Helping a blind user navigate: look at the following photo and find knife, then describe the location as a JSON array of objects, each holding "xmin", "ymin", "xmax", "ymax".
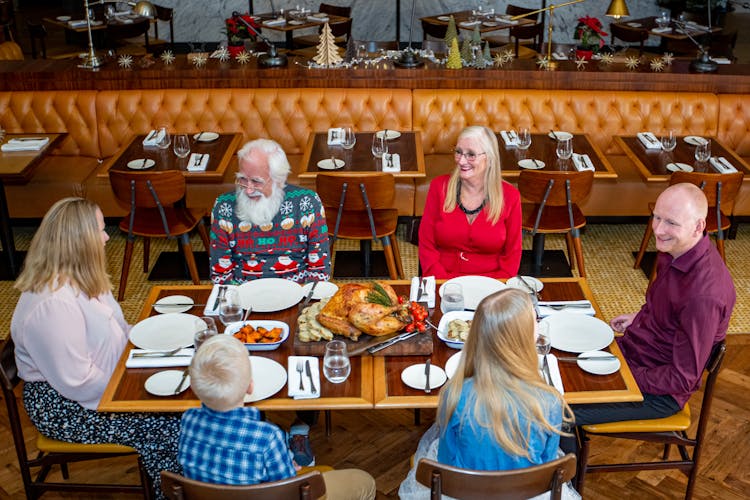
[
  {"xmin": 424, "ymin": 359, "xmax": 431, "ymax": 394},
  {"xmin": 542, "ymin": 355, "xmax": 552, "ymax": 385},
  {"xmin": 152, "ymin": 303, "xmax": 206, "ymax": 308},
  {"xmin": 533, "ymin": 159, "xmax": 543, "ymax": 169},
  {"xmin": 195, "ymin": 131, "xmax": 204, "ymax": 141},
  {"xmin": 132, "ymin": 352, "xmax": 193, "ymax": 358},
  {"xmin": 305, "ymin": 359, "xmax": 317, "ymax": 394},
  {"xmin": 367, "ymin": 331, "xmax": 419, "ymax": 354},
  {"xmin": 13, "ymin": 137, "xmax": 45, "ymax": 142},
  {"xmin": 550, "ymin": 129, "xmax": 560, "ymax": 141},
  {"xmin": 302, "ymin": 281, "xmax": 318, "ymax": 307},
  {"xmin": 212, "ymin": 285, "xmax": 227, "ymax": 311},
  {"xmin": 174, "ymin": 368, "xmax": 190, "ymax": 394},
  {"xmin": 145, "ymin": 129, "xmax": 156, "ymax": 142},
  {"xmin": 416, "ymin": 278, "xmax": 424, "ymax": 302},
  {"xmin": 558, "ymin": 355, "xmax": 618, "ymax": 362},
  {"xmin": 517, "ymin": 275, "xmax": 537, "ymax": 294}
]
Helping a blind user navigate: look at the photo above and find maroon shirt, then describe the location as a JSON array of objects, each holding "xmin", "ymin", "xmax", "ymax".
[{"xmin": 617, "ymin": 235, "xmax": 735, "ymax": 408}]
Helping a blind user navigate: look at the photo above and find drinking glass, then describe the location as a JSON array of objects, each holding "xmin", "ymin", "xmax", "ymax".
[
  {"xmin": 660, "ymin": 130, "xmax": 676, "ymax": 152},
  {"xmin": 371, "ymin": 133, "xmax": 388, "ymax": 159},
  {"xmin": 341, "ymin": 127, "xmax": 356, "ymax": 150},
  {"xmin": 194, "ymin": 316, "xmax": 218, "ymax": 351},
  {"xmin": 323, "ymin": 340, "xmax": 351, "ymax": 384},
  {"xmin": 173, "ymin": 134, "xmax": 191, "ymax": 159},
  {"xmin": 536, "ymin": 320, "xmax": 551, "ymax": 370},
  {"xmin": 516, "ymin": 128, "xmax": 532, "ymax": 150},
  {"xmin": 219, "ymin": 289, "xmax": 243, "ymax": 326},
  {"xmin": 441, "ymin": 283, "xmax": 465, "ymax": 314},
  {"xmin": 156, "ymin": 126, "xmax": 171, "ymax": 150},
  {"xmin": 556, "ymin": 138, "xmax": 573, "ymax": 160},
  {"xmin": 695, "ymin": 139, "xmax": 711, "ymax": 163}
]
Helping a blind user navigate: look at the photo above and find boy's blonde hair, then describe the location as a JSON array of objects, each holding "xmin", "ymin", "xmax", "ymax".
[{"xmin": 189, "ymin": 335, "xmax": 252, "ymax": 412}]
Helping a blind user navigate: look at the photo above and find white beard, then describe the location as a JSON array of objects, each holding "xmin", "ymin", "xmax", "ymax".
[{"xmin": 235, "ymin": 184, "xmax": 285, "ymax": 226}]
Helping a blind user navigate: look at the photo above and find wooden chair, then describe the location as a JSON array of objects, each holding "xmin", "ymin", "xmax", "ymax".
[
  {"xmin": 633, "ymin": 170, "xmax": 743, "ymax": 274},
  {"xmin": 485, "ymin": 4, "xmax": 539, "ymax": 47},
  {"xmin": 148, "ymin": 4, "xmax": 175, "ymax": 52},
  {"xmin": 610, "ymin": 22, "xmax": 648, "ymax": 55},
  {"xmin": 161, "ymin": 469, "xmax": 326, "ymax": 499},
  {"xmin": 106, "ymin": 17, "xmax": 150, "ymax": 55},
  {"xmin": 315, "ymin": 172, "xmax": 404, "ymax": 280},
  {"xmin": 576, "ymin": 341, "xmax": 726, "ymax": 500},
  {"xmin": 0, "ymin": 39, "xmax": 22, "ymax": 60},
  {"xmin": 292, "ymin": 3, "xmax": 352, "ymax": 49},
  {"xmin": 518, "ymin": 170, "xmax": 594, "ymax": 277},
  {"xmin": 25, "ymin": 20, "xmax": 82, "ymax": 60},
  {"xmin": 415, "ymin": 454, "xmax": 577, "ymax": 500},
  {"xmin": 0, "ymin": 339, "xmax": 152, "ymax": 499},
  {"xmin": 495, "ymin": 22, "xmax": 543, "ymax": 59},
  {"xmin": 109, "ymin": 170, "xmax": 209, "ymax": 301},
  {"xmin": 0, "ymin": 0, "xmax": 16, "ymax": 42},
  {"xmin": 421, "ymin": 19, "xmax": 448, "ymax": 41},
  {"xmin": 708, "ymin": 30, "xmax": 738, "ymax": 62}
]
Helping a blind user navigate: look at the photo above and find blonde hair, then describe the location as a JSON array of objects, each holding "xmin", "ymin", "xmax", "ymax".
[
  {"xmin": 438, "ymin": 289, "xmax": 573, "ymax": 460},
  {"xmin": 443, "ymin": 126, "xmax": 505, "ymax": 224},
  {"xmin": 189, "ymin": 335, "xmax": 252, "ymax": 412},
  {"xmin": 15, "ymin": 197, "xmax": 112, "ymax": 297}
]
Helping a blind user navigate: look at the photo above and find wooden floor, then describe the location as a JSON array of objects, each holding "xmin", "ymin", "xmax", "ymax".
[{"xmin": 1, "ymin": 334, "xmax": 748, "ymax": 499}]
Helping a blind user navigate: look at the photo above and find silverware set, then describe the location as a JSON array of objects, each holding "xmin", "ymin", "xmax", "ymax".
[
  {"xmin": 132, "ymin": 347, "xmax": 184, "ymax": 358},
  {"xmin": 213, "ymin": 285, "xmax": 227, "ymax": 311},
  {"xmin": 424, "ymin": 359, "xmax": 431, "ymax": 394},
  {"xmin": 193, "ymin": 153, "xmax": 204, "ymax": 166},
  {"xmin": 558, "ymin": 355, "xmax": 617, "ymax": 362},
  {"xmin": 306, "ymin": 359, "xmax": 317, "ymax": 394},
  {"xmin": 542, "ymin": 303, "xmax": 591, "ymax": 310}
]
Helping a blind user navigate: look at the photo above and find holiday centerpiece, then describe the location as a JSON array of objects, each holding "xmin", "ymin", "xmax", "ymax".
[
  {"xmin": 573, "ymin": 15, "xmax": 607, "ymax": 60},
  {"xmin": 225, "ymin": 12, "xmax": 260, "ymax": 56}
]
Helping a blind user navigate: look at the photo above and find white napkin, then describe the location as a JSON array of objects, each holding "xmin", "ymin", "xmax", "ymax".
[
  {"xmin": 203, "ymin": 284, "xmax": 238, "ymax": 316},
  {"xmin": 327, "ymin": 128, "xmax": 344, "ymax": 146},
  {"xmin": 552, "ymin": 52, "xmax": 568, "ymax": 61},
  {"xmin": 68, "ymin": 19, "xmax": 87, "ymax": 28},
  {"xmin": 652, "ymin": 26, "xmax": 672, "ymax": 33},
  {"xmin": 142, "ymin": 129, "xmax": 166, "ymax": 147},
  {"xmin": 637, "ymin": 132, "xmax": 661, "ymax": 150},
  {"xmin": 382, "ymin": 153, "xmax": 401, "ymax": 172},
  {"xmin": 1, "ymin": 137, "xmax": 50, "ymax": 152},
  {"xmin": 459, "ymin": 20, "xmax": 482, "ymax": 27},
  {"xmin": 500, "ymin": 130, "xmax": 518, "ymax": 147},
  {"xmin": 287, "ymin": 356, "xmax": 320, "ymax": 399},
  {"xmin": 537, "ymin": 300, "xmax": 595, "ymax": 318},
  {"xmin": 263, "ymin": 18, "xmax": 286, "ymax": 26},
  {"xmin": 710, "ymin": 57, "xmax": 732, "ymax": 65},
  {"xmin": 308, "ymin": 15, "xmax": 329, "ymax": 22},
  {"xmin": 546, "ymin": 354, "xmax": 564, "ymax": 395},
  {"xmin": 187, "ymin": 153, "xmax": 209, "ymax": 172},
  {"xmin": 710, "ymin": 156, "xmax": 738, "ymax": 173},
  {"xmin": 125, "ymin": 348, "xmax": 194, "ymax": 368},
  {"xmin": 120, "ymin": 18, "xmax": 134, "ymax": 24},
  {"xmin": 410, "ymin": 276, "xmax": 436, "ymax": 309},
  {"xmin": 572, "ymin": 153, "xmax": 595, "ymax": 172},
  {"xmin": 495, "ymin": 16, "xmax": 519, "ymax": 25}
]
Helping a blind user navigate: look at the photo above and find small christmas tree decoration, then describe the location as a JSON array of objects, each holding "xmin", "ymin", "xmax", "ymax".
[
  {"xmin": 344, "ymin": 37, "xmax": 356, "ymax": 62},
  {"xmin": 118, "ymin": 54, "xmax": 133, "ymax": 69},
  {"xmin": 471, "ymin": 25, "xmax": 482, "ymax": 46},
  {"xmin": 446, "ymin": 37, "xmax": 462, "ymax": 69},
  {"xmin": 460, "ymin": 38, "xmax": 472, "ymax": 62},
  {"xmin": 650, "ymin": 57, "xmax": 665, "ymax": 72},
  {"xmin": 216, "ymin": 46, "xmax": 231, "ymax": 62},
  {"xmin": 192, "ymin": 52, "xmax": 208, "ymax": 68},
  {"xmin": 445, "ymin": 15, "xmax": 458, "ymax": 48},
  {"xmin": 313, "ymin": 22, "xmax": 343, "ymax": 66},
  {"xmin": 236, "ymin": 50, "xmax": 251, "ymax": 64},
  {"xmin": 661, "ymin": 52, "xmax": 674, "ymax": 66},
  {"xmin": 483, "ymin": 42, "xmax": 491, "ymax": 61},
  {"xmin": 160, "ymin": 50, "xmax": 175, "ymax": 65},
  {"xmin": 575, "ymin": 57, "xmax": 589, "ymax": 70},
  {"xmin": 625, "ymin": 55, "xmax": 640, "ymax": 70},
  {"xmin": 598, "ymin": 52, "xmax": 614, "ymax": 65}
]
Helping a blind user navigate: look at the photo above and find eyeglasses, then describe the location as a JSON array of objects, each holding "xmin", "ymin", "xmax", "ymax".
[
  {"xmin": 454, "ymin": 149, "xmax": 487, "ymax": 162},
  {"xmin": 235, "ymin": 176, "xmax": 268, "ymax": 190}
]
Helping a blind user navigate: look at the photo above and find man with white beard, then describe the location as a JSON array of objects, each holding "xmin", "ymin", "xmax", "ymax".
[{"xmin": 209, "ymin": 139, "xmax": 331, "ymax": 285}]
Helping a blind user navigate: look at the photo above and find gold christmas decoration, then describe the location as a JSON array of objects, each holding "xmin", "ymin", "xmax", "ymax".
[
  {"xmin": 625, "ymin": 55, "xmax": 640, "ymax": 70},
  {"xmin": 444, "ymin": 15, "xmax": 458, "ymax": 48},
  {"xmin": 536, "ymin": 56, "xmax": 550, "ymax": 70},
  {"xmin": 598, "ymin": 53, "xmax": 614, "ymax": 65},
  {"xmin": 650, "ymin": 58, "xmax": 665, "ymax": 72},
  {"xmin": 493, "ymin": 52, "xmax": 508, "ymax": 67},
  {"xmin": 501, "ymin": 49, "xmax": 514, "ymax": 64},
  {"xmin": 216, "ymin": 46, "xmax": 231, "ymax": 62},
  {"xmin": 192, "ymin": 53, "xmax": 208, "ymax": 68},
  {"xmin": 236, "ymin": 50, "xmax": 251, "ymax": 64},
  {"xmin": 446, "ymin": 37, "xmax": 462, "ymax": 69},
  {"xmin": 575, "ymin": 57, "xmax": 589, "ymax": 70},
  {"xmin": 661, "ymin": 52, "xmax": 674, "ymax": 66},
  {"xmin": 118, "ymin": 54, "xmax": 133, "ymax": 69},
  {"xmin": 313, "ymin": 22, "xmax": 343, "ymax": 66},
  {"xmin": 160, "ymin": 50, "xmax": 175, "ymax": 65}
]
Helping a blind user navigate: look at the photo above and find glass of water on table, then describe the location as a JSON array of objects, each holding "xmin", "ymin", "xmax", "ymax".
[
  {"xmin": 194, "ymin": 316, "xmax": 218, "ymax": 351},
  {"xmin": 441, "ymin": 283, "xmax": 465, "ymax": 314},
  {"xmin": 324, "ymin": 340, "xmax": 351, "ymax": 384},
  {"xmin": 219, "ymin": 289, "xmax": 243, "ymax": 326}
]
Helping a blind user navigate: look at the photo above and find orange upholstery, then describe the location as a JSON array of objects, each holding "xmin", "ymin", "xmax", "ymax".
[
  {"xmin": 581, "ymin": 405, "xmax": 691, "ymax": 434},
  {"xmin": 0, "ymin": 40, "xmax": 23, "ymax": 60}
]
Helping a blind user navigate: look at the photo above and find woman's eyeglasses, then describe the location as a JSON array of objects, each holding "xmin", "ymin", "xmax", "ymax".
[
  {"xmin": 235, "ymin": 177, "xmax": 268, "ymax": 190},
  {"xmin": 454, "ymin": 149, "xmax": 487, "ymax": 162}
]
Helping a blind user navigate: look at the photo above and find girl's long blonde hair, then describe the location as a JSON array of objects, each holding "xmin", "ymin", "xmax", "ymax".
[
  {"xmin": 438, "ymin": 289, "xmax": 573, "ymax": 460},
  {"xmin": 443, "ymin": 125, "xmax": 505, "ymax": 224},
  {"xmin": 15, "ymin": 197, "xmax": 112, "ymax": 297}
]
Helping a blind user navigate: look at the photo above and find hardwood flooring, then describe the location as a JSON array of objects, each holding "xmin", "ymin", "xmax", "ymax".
[{"xmin": 1, "ymin": 335, "xmax": 748, "ymax": 499}]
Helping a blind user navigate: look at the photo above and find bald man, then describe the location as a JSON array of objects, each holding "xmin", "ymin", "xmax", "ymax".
[{"xmin": 570, "ymin": 183, "xmax": 735, "ymax": 428}]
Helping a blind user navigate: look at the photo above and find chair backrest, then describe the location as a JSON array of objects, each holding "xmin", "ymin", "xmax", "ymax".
[
  {"xmin": 315, "ymin": 172, "xmax": 396, "ymax": 211},
  {"xmin": 154, "ymin": 4, "xmax": 175, "ymax": 45},
  {"xmin": 415, "ymin": 454, "xmax": 577, "ymax": 500},
  {"xmin": 518, "ymin": 170, "xmax": 595, "ymax": 207},
  {"xmin": 329, "ymin": 18, "xmax": 352, "ymax": 39},
  {"xmin": 708, "ymin": 30, "xmax": 738, "ymax": 60},
  {"xmin": 421, "ymin": 19, "xmax": 448, "ymax": 40},
  {"xmin": 506, "ymin": 4, "xmax": 539, "ymax": 21},
  {"xmin": 109, "ymin": 169, "xmax": 187, "ymax": 209},
  {"xmin": 510, "ymin": 22, "xmax": 543, "ymax": 54},
  {"xmin": 0, "ymin": 39, "xmax": 22, "ymax": 60},
  {"xmin": 25, "ymin": 19, "xmax": 46, "ymax": 58},
  {"xmin": 319, "ymin": 3, "xmax": 351, "ymax": 18},
  {"xmin": 669, "ymin": 170, "xmax": 743, "ymax": 211},
  {"xmin": 106, "ymin": 18, "xmax": 150, "ymax": 51},
  {"xmin": 160, "ymin": 470, "xmax": 326, "ymax": 500},
  {"xmin": 609, "ymin": 23, "xmax": 648, "ymax": 45}
]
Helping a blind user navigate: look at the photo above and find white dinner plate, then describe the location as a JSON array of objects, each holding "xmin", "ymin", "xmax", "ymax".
[
  {"xmin": 243, "ymin": 356, "xmax": 287, "ymax": 402},
  {"xmin": 626, "ymin": 22, "xmax": 642, "ymax": 27},
  {"xmin": 127, "ymin": 158, "xmax": 155, "ymax": 170},
  {"xmin": 445, "ymin": 351, "xmax": 462, "ymax": 379},
  {"xmin": 317, "ymin": 158, "xmax": 345, "ymax": 170},
  {"xmin": 577, "ymin": 350, "xmax": 621, "ymax": 375},
  {"xmin": 289, "ymin": 19, "xmax": 305, "ymax": 25},
  {"xmin": 439, "ymin": 275, "xmax": 507, "ymax": 310},
  {"xmin": 483, "ymin": 21, "xmax": 499, "ymax": 27},
  {"xmin": 542, "ymin": 312, "xmax": 614, "ymax": 353},
  {"xmin": 437, "ymin": 15, "xmax": 450, "ymax": 21},
  {"xmin": 401, "ymin": 364, "xmax": 447, "ymax": 391},
  {"xmin": 154, "ymin": 295, "xmax": 194, "ymax": 314},
  {"xmin": 130, "ymin": 313, "xmax": 204, "ymax": 350},
  {"xmin": 506, "ymin": 276, "xmax": 544, "ymax": 293},
  {"xmin": 666, "ymin": 162, "xmax": 694, "ymax": 172},
  {"xmin": 684, "ymin": 135, "xmax": 708, "ymax": 146},
  {"xmin": 145, "ymin": 370, "xmax": 190, "ymax": 396},
  {"xmin": 376, "ymin": 130, "xmax": 401, "ymax": 140},
  {"xmin": 548, "ymin": 131, "xmax": 573, "ymax": 141},
  {"xmin": 437, "ymin": 310, "xmax": 474, "ymax": 349},
  {"xmin": 301, "ymin": 281, "xmax": 339, "ymax": 300},
  {"xmin": 237, "ymin": 278, "xmax": 304, "ymax": 312},
  {"xmin": 57, "ymin": 15, "xmax": 72, "ymax": 22},
  {"xmin": 193, "ymin": 131, "xmax": 219, "ymax": 142},
  {"xmin": 518, "ymin": 159, "xmax": 545, "ymax": 169}
]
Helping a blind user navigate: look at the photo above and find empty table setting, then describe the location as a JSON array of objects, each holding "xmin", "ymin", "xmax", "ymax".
[{"xmin": 420, "ymin": 9, "xmax": 534, "ymax": 34}]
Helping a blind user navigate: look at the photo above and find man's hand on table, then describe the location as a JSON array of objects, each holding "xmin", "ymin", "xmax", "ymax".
[{"xmin": 610, "ymin": 313, "xmax": 636, "ymax": 333}]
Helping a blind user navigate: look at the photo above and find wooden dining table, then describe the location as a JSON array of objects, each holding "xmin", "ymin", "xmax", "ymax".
[
  {"xmin": 253, "ymin": 11, "xmax": 350, "ymax": 49},
  {"xmin": 420, "ymin": 10, "xmax": 534, "ymax": 35},
  {"xmin": 98, "ymin": 278, "xmax": 641, "ymax": 413},
  {"xmin": 613, "ymin": 16, "xmax": 722, "ymax": 42}
]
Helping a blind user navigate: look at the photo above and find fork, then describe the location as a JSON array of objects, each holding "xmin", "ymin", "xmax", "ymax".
[
  {"xmin": 296, "ymin": 360, "xmax": 305, "ymax": 391},
  {"xmin": 545, "ymin": 303, "xmax": 591, "ymax": 310},
  {"xmin": 132, "ymin": 346, "xmax": 183, "ymax": 358}
]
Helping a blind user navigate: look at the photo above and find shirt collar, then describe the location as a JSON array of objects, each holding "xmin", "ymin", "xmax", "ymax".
[{"xmin": 669, "ymin": 235, "xmax": 712, "ymax": 273}]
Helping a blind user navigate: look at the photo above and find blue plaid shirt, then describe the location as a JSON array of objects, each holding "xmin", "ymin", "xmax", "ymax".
[{"xmin": 178, "ymin": 405, "xmax": 296, "ymax": 485}]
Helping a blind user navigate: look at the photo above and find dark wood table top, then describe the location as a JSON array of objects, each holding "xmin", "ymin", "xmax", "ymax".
[
  {"xmin": 499, "ymin": 133, "xmax": 617, "ymax": 179},
  {"xmin": 253, "ymin": 11, "xmax": 349, "ymax": 34},
  {"xmin": 0, "ymin": 133, "xmax": 67, "ymax": 184},
  {"xmin": 298, "ymin": 131, "xmax": 426, "ymax": 179},
  {"xmin": 43, "ymin": 14, "xmax": 152, "ymax": 33},
  {"xmin": 614, "ymin": 16, "xmax": 722, "ymax": 41},
  {"xmin": 421, "ymin": 10, "xmax": 534, "ymax": 33},
  {"xmin": 615, "ymin": 135, "xmax": 750, "ymax": 182}
]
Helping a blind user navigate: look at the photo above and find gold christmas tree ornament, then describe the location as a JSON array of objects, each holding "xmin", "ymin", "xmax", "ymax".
[
  {"xmin": 598, "ymin": 52, "xmax": 614, "ymax": 65},
  {"xmin": 313, "ymin": 22, "xmax": 344, "ymax": 66},
  {"xmin": 118, "ymin": 54, "xmax": 133, "ymax": 69},
  {"xmin": 536, "ymin": 56, "xmax": 550, "ymax": 70},
  {"xmin": 493, "ymin": 52, "xmax": 507, "ymax": 67},
  {"xmin": 192, "ymin": 53, "xmax": 208, "ymax": 68},
  {"xmin": 216, "ymin": 46, "xmax": 231, "ymax": 62},
  {"xmin": 661, "ymin": 52, "xmax": 674, "ymax": 66},
  {"xmin": 650, "ymin": 58, "xmax": 665, "ymax": 72},
  {"xmin": 236, "ymin": 50, "xmax": 251, "ymax": 64},
  {"xmin": 575, "ymin": 57, "xmax": 589, "ymax": 70},
  {"xmin": 625, "ymin": 55, "xmax": 640, "ymax": 70},
  {"xmin": 501, "ymin": 49, "xmax": 514, "ymax": 64},
  {"xmin": 446, "ymin": 37, "xmax": 462, "ymax": 69},
  {"xmin": 160, "ymin": 50, "xmax": 175, "ymax": 65}
]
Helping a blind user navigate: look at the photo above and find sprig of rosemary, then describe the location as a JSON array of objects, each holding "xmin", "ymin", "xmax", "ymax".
[{"xmin": 366, "ymin": 282, "xmax": 393, "ymax": 307}]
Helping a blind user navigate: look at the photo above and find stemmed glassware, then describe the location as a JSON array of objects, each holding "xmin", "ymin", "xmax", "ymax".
[
  {"xmin": 173, "ymin": 134, "xmax": 191, "ymax": 159},
  {"xmin": 218, "ymin": 289, "xmax": 243, "ymax": 326},
  {"xmin": 556, "ymin": 138, "xmax": 573, "ymax": 160},
  {"xmin": 660, "ymin": 130, "xmax": 676, "ymax": 152},
  {"xmin": 516, "ymin": 128, "xmax": 532, "ymax": 150},
  {"xmin": 695, "ymin": 139, "xmax": 711, "ymax": 163},
  {"xmin": 194, "ymin": 316, "xmax": 218, "ymax": 351},
  {"xmin": 371, "ymin": 133, "xmax": 388, "ymax": 159},
  {"xmin": 536, "ymin": 320, "xmax": 552, "ymax": 381},
  {"xmin": 323, "ymin": 340, "xmax": 351, "ymax": 384}
]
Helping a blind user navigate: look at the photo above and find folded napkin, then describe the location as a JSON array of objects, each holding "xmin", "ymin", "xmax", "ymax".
[
  {"xmin": 308, "ymin": 15, "xmax": 329, "ymax": 22},
  {"xmin": 572, "ymin": 153, "xmax": 595, "ymax": 172},
  {"xmin": 287, "ymin": 356, "xmax": 320, "ymax": 399},
  {"xmin": 263, "ymin": 18, "xmax": 286, "ymax": 26},
  {"xmin": 545, "ymin": 354, "xmax": 564, "ymax": 395},
  {"xmin": 120, "ymin": 18, "xmax": 134, "ymax": 24},
  {"xmin": 142, "ymin": 129, "xmax": 166, "ymax": 147},
  {"xmin": 495, "ymin": 16, "xmax": 519, "ymax": 25},
  {"xmin": 327, "ymin": 128, "xmax": 344, "ymax": 146},
  {"xmin": 187, "ymin": 153, "xmax": 209, "ymax": 172},
  {"xmin": 710, "ymin": 156, "xmax": 738, "ymax": 174},
  {"xmin": 410, "ymin": 276, "xmax": 436, "ymax": 309},
  {"xmin": 652, "ymin": 26, "xmax": 672, "ymax": 33},
  {"xmin": 710, "ymin": 57, "xmax": 732, "ymax": 65},
  {"xmin": 459, "ymin": 20, "xmax": 482, "ymax": 27},
  {"xmin": 537, "ymin": 300, "xmax": 595, "ymax": 318},
  {"xmin": 382, "ymin": 153, "xmax": 401, "ymax": 172},
  {"xmin": 500, "ymin": 130, "xmax": 518, "ymax": 147},
  {"xmin": 203, "ymin": 284, "xmax": 238, "ymax": 316},
  {"xmin": 637, "ymin": 132, "xmax": 661, "ymax": 150},
  {"xmin": 126, "ymin": 348, "xmax": 194, "ymax": 368},
  {"xmin": 68, "ymin": 19, "xmax": 87, "ymax": 28},
  {"xmin": 552, "ymin": 51, "xmax": 568, "ymax": 61},
  {"xmin": 1, "ymin": 137, "xmax": 50, "ymax": 152}
]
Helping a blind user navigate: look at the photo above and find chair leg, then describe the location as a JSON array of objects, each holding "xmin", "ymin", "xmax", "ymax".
[
  {"xmin": 634, "ymin": 217, "xmax": 654, "ymax": 269},
  {"xmin": 197, "ymin": 219, "xmax": 210, "ymax": 251},
  {"xmin": 325, "ymin": 410, "xmax": 332, "ymax": 437},
  {"xmin": 143, "ymin": 237, "xmax": 151, "ymax": 273},
  {"xmin": 565, "ymin": 233, "xmax": 576, "ymax": 272},
  {"xmin": 391, "ymin": 235, "xmax": 405, "ymax": 279},
  {"xmin": 118, "ymin": 238, "xmax": 135, "ymax": 301},
  {"xmin": 572, "ymin": 235, "xmax": 586, "ymax": 278},
  {"xmin": 715, "ymin": 236, "xmax": 726, "ymax": 263},
  {"xmin": 180, "ymin": 234, "xmax": 201, "ymax": 284},
  {"xmin": 60, "ymin": 462, "xmax": 70, "ymax": 479},
  {"xmin": 576, "ymin": 429, "xmax": 590, "ymax": 493},
  {"xmin": 381, "ymin": 237, "xmax": 399, "ymax": 280}
]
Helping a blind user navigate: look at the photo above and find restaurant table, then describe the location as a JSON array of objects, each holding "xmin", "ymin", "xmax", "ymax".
[
  {"xmin": 613, "ymin": 16, "xmax": 722, "ymax": 42},
  {"xmin": 298, "ymin": 131, "xmax": 425, "ymax": 179},
  {"xmin": 0, "ymin": 133, "xmax": 66, "ymax": 279},
  {"xmin": 420, "ymin": 10, "xmax": 534, "ymax": 35},
  {"xmin": 614, "ymin": 135, "xmax": 750, "ymax": 182},
  {"xmin": 98, "ymin": 278, "xmax": 642, "ymax": 413},
  {"xmin": 43, "ymin": 13, "xmax": 154, "ymax": 49},
  {"xmin": 253, "ymin": 11, "xmax": 351, "ymax": 49}
]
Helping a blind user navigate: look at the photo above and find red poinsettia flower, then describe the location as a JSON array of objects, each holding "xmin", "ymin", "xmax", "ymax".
[
  {"xmin": 573, "ymin": 16, "xmax": 608, "ymax": 50},
  {"xmin": 224, "ymin": 12, "xmax": 261, "ymax": 44}
]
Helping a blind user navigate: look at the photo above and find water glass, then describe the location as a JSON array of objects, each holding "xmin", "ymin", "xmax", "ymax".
[
  {"xmin": 441, "ymin": 283, "xmax": 465, "ymax": 314},
  {"xmin": 323, "ymin": 340, "xmax": 351, "ymax": 384},
  {"xmin": 660, "ymin": 130, "xmax": 676, "ymax": 152},
  {"xmin": 173, "ymin": 134, "xmax": 191, "ymax": 159},
  {"xmin": 536, "ymin": 320, "xmax": 551, "ymax": 371},
  {"xmin": 219, "ymin": 289, "xmax": 243, "ymax": 326},
  {"xmin": 194, "ymin": 316, "xmax": 218, "ymax": 351},
  {"xmin": 516, "ymin": 128, "xmax": 532, "ymax": 150},
  {"xmin": 556, "ymin": 138, "xmax": 573, "ymax": 160},
  {"xmin": 371, "ymin": 133, "xmax": 388, "ymax": 159},
  {"xmin": 695, "ymin": 139, "xmax": 711, "ymax": 163},
  {"xmin": 341, "ymin": 126, "xmax": 356, "ymax": 150},
  {"xmin": 156, "ymin": 126, "xmax": 171, "ymax": 150}
]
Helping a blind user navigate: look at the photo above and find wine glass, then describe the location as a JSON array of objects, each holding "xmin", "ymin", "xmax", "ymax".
[
  {"xmin": 661, "ymin": 130, "xmax": 676, "ymax": 152},
  {"xmin": 173, "ymin": 134, "xmax": 191, "ymax": 159},
  {"xmin": 516, "ymin": 128, "xmax": 532, "ymax": 150},
  {"xmin": 441, "ymin": 283, "xmax": 465, "ymax": 314},
  {"xmin": 323, "ymin": 340, "xmax": 351, "ymax": 384},
  {"xmin": 536, "ymin": 320, "xmax": 551, "ymax": 373},
  {"xmin": 695, "ymin": 139, "xmax": 711, "ymax": 163},
  {"xmin": 156, "ymin": 126, "xmax": 171, "ymax": 150},
  {"xmin": 194, "ymin": 316, "xmax": 218, "ymax": 351},
  {"xmin": 219, "ymin": 289, "xmax": 243, "ymax": 326},
  {"xmin": 371, "ymin": 133, "xmax": 388, "ymax": 159},
  {"xmin": 556, "ymin": 138, "xmax": 573, "ymax": 160},
  {"xmin": 341, "ymin": 127, "xmax": 356, "ymax": 150}
]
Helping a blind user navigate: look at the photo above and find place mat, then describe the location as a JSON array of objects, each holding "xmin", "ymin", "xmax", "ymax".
[{"xmin": 293, "ymin": 330, "xmax": 433, "ymax": 357}]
